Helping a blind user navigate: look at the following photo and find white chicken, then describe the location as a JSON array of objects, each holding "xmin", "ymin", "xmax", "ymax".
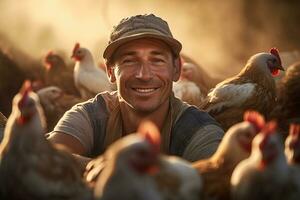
[
  {"xmin": 71, "ymin": 43, "xmax": 111, "ymax": 99},
  {"xmin": 0, "ymin": 81, "xmax": 92, "ymax": 200},
  {"xmin": 201, "ymin": 48, "xmax": 284, "ymax": 131},
  {"xmin": 85, "ymin": 121, "xmax": 202, "ymax": 200},
  {"xmin": 231, "ymin": 121, "xmax": 290, "ymax": 200},
  {"xmin": 173, "ymin": 79, "xmax": 203, "ymax": 107}
]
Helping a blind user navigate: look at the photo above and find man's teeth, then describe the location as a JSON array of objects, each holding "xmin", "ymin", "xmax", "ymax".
[{"xmin": 134, "ymin": 88, "xmax": 156, "ymax": 93}]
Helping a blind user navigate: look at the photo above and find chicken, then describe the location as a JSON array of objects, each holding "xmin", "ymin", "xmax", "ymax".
[
  {"xmin": 173, "ymin": 79, "xmax": 203, "ymax": 107},
  {"xmin": 86, "ymin": 120, "xmax": 162, "ymax": 200},
  {"xmin": 44, "ymin": 51, "xmax": 79, "ymax": 96},
  {"xmin": 0, "ymin": 81, "xmax": 92, "ymax": 200},
  {"xmin": 85, "ymin": 121, "xmax": 202, "ymax": 200},
  {"xmin": 201, "ymin": 48, "xmax": 284, "ymax": 131},
  {"xmin": 270, "ymin": 62, "xmax": 300, "ymax": 137},
  {"xmin": 37, "ymin": 86, "xmax": 83, "ymax": 132},
  {"xmin": 71, "ymin": 43, "xmax": 111, "ymax": 99},
  {"xmin": 0, "ymin": 112, "xmax": 7, "ymax": 142},
  {"xmin": 180, "ymin": 54, "xmax": 221, "ymax": 96},
  {"xmin": 231, "ymin": 121, "xmax": 290, "ymax": 200},
  {"xmin": 154, "ymin": 155, "xmax": 202, "ymax": 200},
  {"xmin": 192, "ymin": 110, "xmax": 265, "ymax": 200}
]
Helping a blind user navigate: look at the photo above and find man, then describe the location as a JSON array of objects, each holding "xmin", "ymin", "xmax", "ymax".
[{"xmin": 48, "ymin": 14, "xmax": 224, "ymax": 164}]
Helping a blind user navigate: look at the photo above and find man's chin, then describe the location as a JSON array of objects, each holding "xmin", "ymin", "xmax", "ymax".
[
  {"xmin": 130, "ymin": 104, "xmax": 158, "ymax": 114},
  {"xmin": 123, "ymin": 100, "xmax": 160, "ymax": 114}
]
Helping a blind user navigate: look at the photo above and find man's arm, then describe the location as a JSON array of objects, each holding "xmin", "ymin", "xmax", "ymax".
[
  {"xmin": 48, "ymin": 132, "xmax": 87, "ymax": 155},
  {"xmin": 182, "ymin": 124, "xmax": 224, "ymax": 162},
  {"xmin": 48, "ymin": 133, "xmax": 92, "ymax": 172},
  {"xmin": 47, "ymin": 103, "xmax": 95, "ymax": 168}
]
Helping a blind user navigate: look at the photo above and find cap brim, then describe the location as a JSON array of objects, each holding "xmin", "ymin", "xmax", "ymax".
[{"xmin": 103, "ymin": 32, "xmax": 182, "ymax": 60}]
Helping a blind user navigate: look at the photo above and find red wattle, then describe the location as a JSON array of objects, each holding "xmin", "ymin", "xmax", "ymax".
[{"xmin": 271, "ymin": 68, "xmax": 280, "ymax": 76}]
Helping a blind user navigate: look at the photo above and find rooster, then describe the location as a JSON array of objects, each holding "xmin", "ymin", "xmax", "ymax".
[
  {"xmin": 71, "ymin": 43, "xmax": 111, "ymax": 99},
  {"xmin": 85, "ymin": 121, "xmax": 202, "ymax": 200},
  {"xmin": 231, "ymin": 121, "xmax": 290, "ymax": 200},
  {"xmin": 0, "ymin": 81, "xmax": 92, "ymax": 200},
  {"xmin": 44, "ymin": 51, "xmax": 79, "ymax": 96},
  {"xmin": 201, "ymin": 48, "xmax": 284, "ymax": 131},
  {"xmin": 192, "ymin": 111, "xmax": 265, "ymax": 200},
  {"xmin": 37, "ymin": 86, "xmax": 83, "ymax": 132}
]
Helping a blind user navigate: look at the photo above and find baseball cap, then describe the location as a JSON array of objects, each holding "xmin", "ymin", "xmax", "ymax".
[{"xmin": 103, "ymin": 14, "xmax": 182, "ymax": 61}]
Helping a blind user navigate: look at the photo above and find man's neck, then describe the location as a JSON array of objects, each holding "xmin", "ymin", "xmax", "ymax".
[{"xmin": 119, "ymin": 100, "xmax": 170, "ymax": 135}]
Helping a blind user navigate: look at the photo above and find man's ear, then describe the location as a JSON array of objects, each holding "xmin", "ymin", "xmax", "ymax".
[
  {"xmin": 173, "ymin": 56, "xmax": 182, "ymax": 82},
  {"xmin": 105, "ymin": 61, "xmax": 116, "ymax": 83}
]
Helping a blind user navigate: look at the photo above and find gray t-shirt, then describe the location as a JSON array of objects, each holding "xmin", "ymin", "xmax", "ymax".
[{"xmin": 50, "ymin": 93, "xmax": 224, "ymax": 161}]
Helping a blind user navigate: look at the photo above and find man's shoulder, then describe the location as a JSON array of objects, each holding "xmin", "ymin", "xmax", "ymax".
[
  {"xmin": 176, "ymin": 106, "xmax": 221, "ymax": 127},
  {"xmin": 76, "ymin": 91, "xmax": 117, "ymax": 112},
  {"xmin": 170, "ymin": 106, "xmax": 223, "ymax": 157}
]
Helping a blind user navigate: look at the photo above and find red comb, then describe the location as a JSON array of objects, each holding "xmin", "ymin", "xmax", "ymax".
[
  {"xmin": 289, "ymin": 124, "xmax": 300, "ymax": 136},
  {"xmin": 72, "ymin": 43, "xmax": 80, "ymax": 56},
  {"xmin": 259, "ymin": 121, "xmax": 277, "ymax": 151},
  {"xmin": 138, "ymin": 120, "xmax": 161, "ymax": 153},
  {"xmin": 18, "ymin": 80, "xmax": 32, "ymax": 109},
  {"xmin": 244, "ymin": 110, "xmax": 265, "ymax": 132},
  {"xmin": 270, "ymin": 47, "xmax": 282, "ymax": 66}
]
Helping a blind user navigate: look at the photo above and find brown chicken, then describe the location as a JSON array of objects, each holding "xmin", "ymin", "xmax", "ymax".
[
  {"xmin": 192, "ymin": 111, "xmax": 265, "ymax": 200},
  {"xmin": 201, "ymin": 48, "xmax": 284, "ymax": 131},
  {"xmin": 44, "ymin": 51, "xmax": 79, "ymax": 96},
  {"xmin": 37, "ymin": 86, "xmax": 83, "ymax": 132}
]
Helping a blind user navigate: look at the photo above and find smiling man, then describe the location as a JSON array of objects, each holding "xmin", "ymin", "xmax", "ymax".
[{"xmin": 48, "ymin": 14, "xmax": 224, "ymax": 165}]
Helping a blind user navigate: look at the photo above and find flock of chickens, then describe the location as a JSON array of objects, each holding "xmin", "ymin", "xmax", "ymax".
[{"xmin": 0, "ymin": 42, "xmax": 300, "ymax": 200}]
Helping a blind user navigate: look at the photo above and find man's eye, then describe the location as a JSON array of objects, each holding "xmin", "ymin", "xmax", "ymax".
[
  {"xmin": 122, "ymin": 59, "xmax": 136, "ymax": 64},
  {"xmin": 151, "ymin": 58, "xmax": 165, "ymax": 64}
]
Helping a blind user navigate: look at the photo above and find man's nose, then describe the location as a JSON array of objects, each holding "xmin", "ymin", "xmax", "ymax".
[{"xmin": 135, "ymin": 62, "xmax": 153, "ymax": 80}]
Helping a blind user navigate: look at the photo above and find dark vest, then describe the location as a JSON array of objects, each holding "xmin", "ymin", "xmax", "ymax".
[{"xmin": 83, "ymin": 94, "xmax": 220, "ymax": 158}]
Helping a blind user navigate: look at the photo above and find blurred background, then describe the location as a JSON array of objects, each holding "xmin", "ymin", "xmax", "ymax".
[
  {"xmin": 1, "ymin": 0, "xmax": 300, "ymax": 74},
  {"xmin": 0, "ymin": 0, "xmax": 300, "ymax": 115}
]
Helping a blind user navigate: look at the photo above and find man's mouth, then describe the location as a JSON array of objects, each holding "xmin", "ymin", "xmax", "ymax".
[{"xmin": 132, "ymin": 88, "xmax": 158, "ymax": 93}]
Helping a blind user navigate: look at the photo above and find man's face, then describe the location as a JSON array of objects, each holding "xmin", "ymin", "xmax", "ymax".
[{"xmin": 108, "ymin": 38, "xmax": 180, "ymax": 113}]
